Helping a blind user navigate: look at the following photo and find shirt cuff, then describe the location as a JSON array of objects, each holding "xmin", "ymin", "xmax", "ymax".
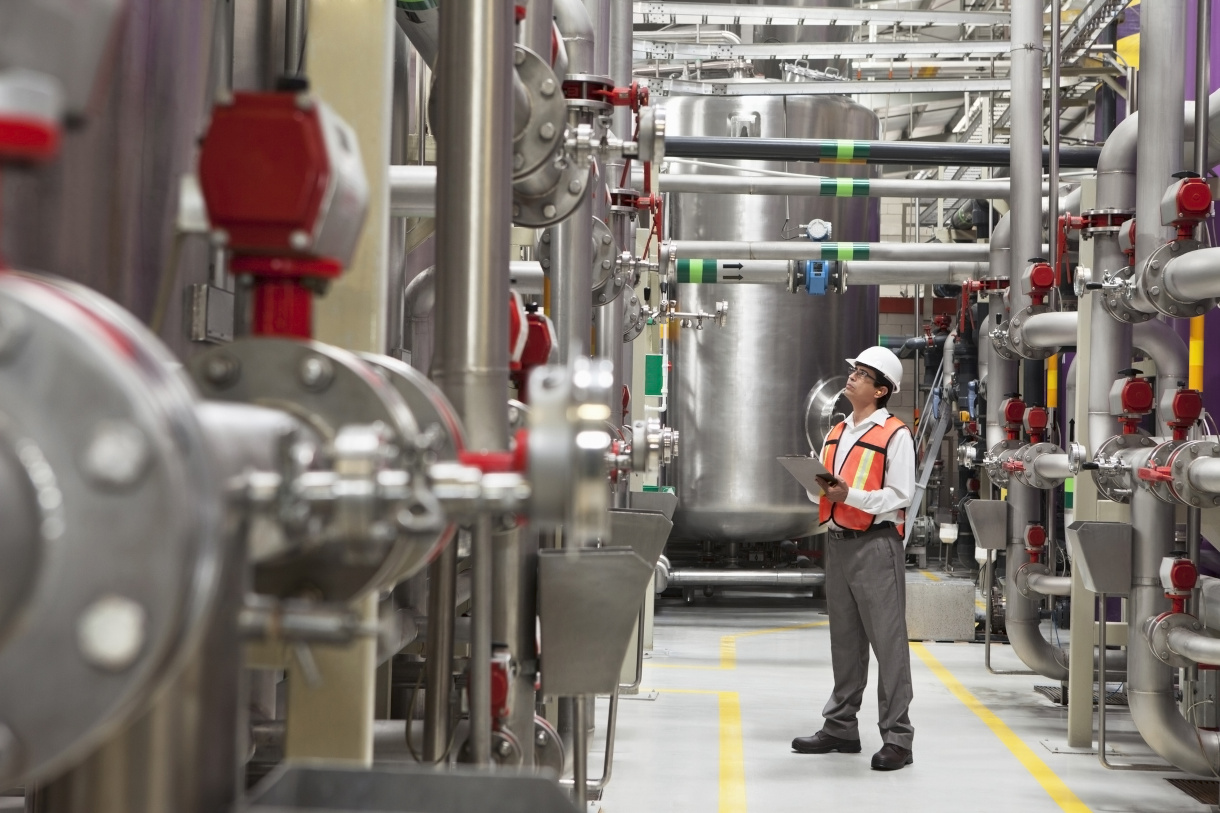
[{"xmin": 843, "ymin": 487, "xmax": 867, "ymax": 510}]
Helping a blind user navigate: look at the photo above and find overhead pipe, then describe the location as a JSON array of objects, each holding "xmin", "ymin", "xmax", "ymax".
[
  {"xmin": 665, "ymin": 240, "xmax": 989, "ymax": 263},
  {"xmin": 841, "ymin": 261, "xmax": 984, "ymax": 286},
  {"xmin": 428, "ymin": 0, "xmax": 515, "ymax": 766},
  {"xmin": 1007, "ymin": 0, "xmax": 1042, "ymax": 345},
  {"xmin": 663, "ymin": 136, "xmax": 1102, "ymax": 169},
  {"xmin": 1127, "ymin": 468, "xmax": 1220, "ymax": 775},
  {"xmin": 647, "ymin": 173, "xmax": 1042, "ymax": 201}
]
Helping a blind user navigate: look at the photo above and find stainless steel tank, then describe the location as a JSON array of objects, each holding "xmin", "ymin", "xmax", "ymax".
[{"xmin": 666, "ymin": 94, "xmax": 879, "ymax": 543}]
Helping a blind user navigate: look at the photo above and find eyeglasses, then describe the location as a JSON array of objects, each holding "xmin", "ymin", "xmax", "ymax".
[{"xmin": 847, "ymin": 366, "xmax": 877, "ymax": 384}]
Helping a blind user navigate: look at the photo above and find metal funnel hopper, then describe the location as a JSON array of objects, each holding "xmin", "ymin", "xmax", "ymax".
[
  {"xmin": 629, "ymin": 489, "xmax": 678, "ymax": 520},
  {"xmin": 609, "ymin": 508, "xmax": 674, "ymax": 569},
  {"xmin": 963, "ymin": 498, "xmax": 1009, "ymax": 551},
  {"xmin": 537, "ymin": 547, "xmax": 654, "ymax": 696}
]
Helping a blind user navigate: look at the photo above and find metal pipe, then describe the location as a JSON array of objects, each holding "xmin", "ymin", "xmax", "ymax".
[
  {"xmin": 1031, "ymin": 452, "xmax": 1072, "ymax": 481},
  {"xmin": 985, "ymin": 293, "xmax": 1017, "ymax": 450},
  {"xmin": 1166, "ymin": 626, "xmax": 1220, "ymax": 667},
  {"xmin": 469, "ymin": 515, "xmax": 493, "ymax": 765},
  {"xmin": 1008, "ymin": 0, "xmax": 1042, "ymax": 328},
  {"xmin": 1017, "ymin": 311, "xmax": 1077, "ymax": 349},
  {"xmin": 388, "ymin": 26, "xmax": 412, "ymax": 356},
  {"xmin": 1198, "ymin": 576, "xmax": 1220, "ymax": 628},
  {"xmin": 554, "ymin": 0, "xmax": 594, "ymax": 74},
  {"xmin": 1187, "ymin": 457, "xmax": 1220, "ymax": 494},
  {"xmin": 1047, "ymin": 0, "xmax": 1062, "ymax": 276},
  {"xmin": 552, "ymin": 201, "xmax": 595, "ymax": 362},
  {"xmin": 650, "ymin": 173, "xmax": 1038, "ymax": 200},
  {"xmin": 1026, "ymin": 572, "xmax": 1073, "ymax": 597},
  {"xmin": 609, "ymin": 0, "xmax": 633, "ymax": 142},
  {"xmin": 1195, "ymin": 0, "xmax": 1212, "ymax": 179},
  {"xmin": 1004, "ymin": 480, "xmax": 1069, "ymax": 680},
  {"xmin": 571, "ymin": 693, "xmax": 588, "ymax": 805},
  {"xmin": 841, "ymin": 261, "xmax": 983, "ymax": 286},
  {"xmin": 662, "ymin": 137, "xmax": 1102, "ymax": 169},
  {"xmin": 1161, "ymin": 247, "xmax": 1220, "ymax": 302},
  {"xmin": 662, "ymin": 568, "xmax": 825, "ymax": 588},
  {"xmin": 389, "ymin": 165, "xmax": 437, "ymax": 217},
  {"xmin": 397, "ymin": 4, "xmax": 440, "ymax": 67},
  {"xmin": 1127, "ymin": 468, "xmax": 1220, "ymax": 775},
  {"xmin": 211, "ymin": 0, "xmax": 235, "ymax": 96},
  {"xmin": 1132, "ymin": 318, "xmax": 1189, "ymax": 437},
  {"xmin": 427, "ymin": 0, "xmax": 515, "ymax": 764},
  {"xmin": 285, "ymin": 0, "xmax": 306, "ymax": 76},
  {"xmin": 1131, "ymin": 0, "xmax": 1188, "ymax": 315},
  {"xmin": 520, "ymin": 0, "xmax": 555, "ymax": 59},
  {"xmin": 510, "ymin": 261, "xmax": 545, "ymax": 294},
  {"xmin": 668, "ymin": 240, "xmax": 989, "ymax": 263}
]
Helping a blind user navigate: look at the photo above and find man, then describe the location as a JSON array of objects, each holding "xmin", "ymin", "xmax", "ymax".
[{"xmin": 792, "ymin": 345, "xmax": 916, "ymax": 771}]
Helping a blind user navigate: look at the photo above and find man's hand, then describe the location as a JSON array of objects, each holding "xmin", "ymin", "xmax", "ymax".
[{"xmin": 819, "ymin": 474, "xmax": 849, "ymax": 503}]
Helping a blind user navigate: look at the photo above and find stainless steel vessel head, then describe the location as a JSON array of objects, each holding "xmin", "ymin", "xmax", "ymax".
[{"xmin": 665, "ymin": 94, "xmax": 879, "ymax": 543}]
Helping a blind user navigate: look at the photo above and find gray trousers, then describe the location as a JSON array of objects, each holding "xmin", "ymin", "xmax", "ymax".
[{"xmin": 820, "ymin": 525, "xmax": 914, "ymax": 749}]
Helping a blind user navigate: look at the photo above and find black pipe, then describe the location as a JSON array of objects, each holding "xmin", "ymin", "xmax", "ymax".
[{"xmin": 665, "ymin": 137, "xmax": 1103, "ymax": 169}]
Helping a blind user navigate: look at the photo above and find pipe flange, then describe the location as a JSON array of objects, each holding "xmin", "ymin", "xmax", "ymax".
[
  {"xmin": 637, "ymin": 105, "xmax": 666, "ymax": 164},
  {"xmin": 1006, "ymin": 305, "xmax": 1054, "ymax": 360},
  {"xmin": 561, "ymin": 74, "xmax": 614, "ymax": 118},
  {"xmin": 1146, "ymin": 611, "xmax": 1202, "ymax": 669},
  {"xmin": 1099, "ymin": 265, "xmax": 1156, "ymax": 324},
  {"xmin": 1140, "ymin": 239, "xmax": 1213, "ymax": 318},
  {"xmin": 1168, "ymin": 439, "xmax": 1220, "ymax": 508},
  {"xmin": 990, "ymin": 320, "xmax": 1018, "ymax": 361},
  {"xmin": 623, "ymin": 292, "xmax": 646, "ymax": 342},
  {"xmin": 191, "ymin": 339, "xmax": 443, "ymax": 601},
  {"xmin": 1010, "ymin": 442, "xmax": 1066, "ymax": 489},
  {"xmin": 0, "ymin": 273, "xmax": 223, "ymax": 789},
  {"xmin": 1078, "ymin": 208, "xmax": 1134, "ymax": 240},
  {"xmin": 513, "ymin": 159, "xmax": 591, "ymax": 228},
  {"xmin": 590, "ymin": 217, "xmax": 626, "ymax": 306},
  {"xmin": 533, "ymin": 714, "xmax": 566, "ymax": 776},
  {"xmin": 512, "ymin": 45, "xmax": 567, "ymax": 182},
  {"xmin": 526, "ymin": 357, "xmax": 613, "ymax": 544},
  {"xmin": 1091, "ymin": 433, "xmax": 1155, "ymax": 503},
  {"xmin": 982, "ymin": 438, "xmax": 1021, "ymax": 488},
  {"xmin": 1016, "ymin": 561, "xmax": 1051, "ymax": 601},
  {"xmin": 1140, "ymin": 439, "xmax": 1185, "ymax": 503}
]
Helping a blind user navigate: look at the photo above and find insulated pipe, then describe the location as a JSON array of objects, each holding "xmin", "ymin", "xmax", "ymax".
[
  {"xmin": 662, "ymin": 137, "xmax": 1103, "ymax": 169},
  {"xmin": 1127, "ymin": 469, "xmax": 1220, "ymax": 775},
  {"xmin": 667, "ymin": 240, "xmax": 989, "ymax": 263},
  {"xmin": 840, "ymin": 261, "xmax": 983, "ymax": 286},
  {"xmin": 1008, "ymin": 0, "xmax": 1042, "ymax": 331},
  {"xmin": 651, "ymin": 173, "xmax": 1037, "ymax": 200},
  {"xmin": 428, "ymin": 0, "xmax": 515, "ymax": 766},
  {"xmin": 1004, "ymin": 480, "xmax": 1069, "ymax": 680}
]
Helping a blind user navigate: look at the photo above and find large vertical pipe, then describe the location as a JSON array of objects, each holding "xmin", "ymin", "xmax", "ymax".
[
  {"xmin": 1047, "ymin": 0, "xmax": 1062, "ymax": 275},
  {"xmin": 387, "ymin": 26, "xmax": 412, "ymax": 356},
  {"xmin": 285, "ymin": 0, "xmax": 306, "ymax": 76},
  {"xmin": 1004, "ymin": 480, "xmax": 1069, "ymax": 679},
  {"xmin": 1008, "ymin": 0, "xmax": 1043, "ymax": 321},
  {"xmin": 1133, "ymin": 0, "xmax": 1187, "ymax": 298},
  {"xmin": 1127, "ymin": 472, "xmax": 1220, "ymax": 774},
  {"xmin": 428, "ymin": 0, "xmax": 515, "ymax": 765},
  {"xmin": 469, "ymin": 516, "xmax": 493, "ymax": 764},
  {"xmin": 521, "ymin": 0, "xmax": 555, "ymax": 58}
]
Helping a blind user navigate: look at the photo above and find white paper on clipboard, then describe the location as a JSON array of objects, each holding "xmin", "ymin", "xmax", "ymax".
[{"xmin": 777, "ymin": 455, "xmax": 835, "ymax": 494}]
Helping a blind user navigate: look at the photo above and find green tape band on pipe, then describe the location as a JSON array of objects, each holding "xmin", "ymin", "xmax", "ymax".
[
  {"xmin": 819, "ymin": 178, "xmax": 871, "ymax": 196},
  {"xmin": 677, "ymin": 258, "xmax": 718, "ymax": 283},
  {"xmin": 818, "ymin": 243, "xmax": 870, "ymax": 261}
]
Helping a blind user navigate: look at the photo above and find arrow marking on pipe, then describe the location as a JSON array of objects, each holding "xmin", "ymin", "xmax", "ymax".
[
  {"xmin": 722, "ymin": 275, "xmax": 743, "ymax": 281},
  {"xmin": 723, "ymin": 262, "xmax": 743, "ymax": 270}
]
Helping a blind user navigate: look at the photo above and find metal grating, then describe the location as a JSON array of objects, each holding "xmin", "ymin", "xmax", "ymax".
[
  {"xmin": 1167, "ymin": 778, "xmax": 1220, "ymax": 806},
  {"xmin": 1033, "ymin": 685, "xmax": 1128, "ymax": 706}
]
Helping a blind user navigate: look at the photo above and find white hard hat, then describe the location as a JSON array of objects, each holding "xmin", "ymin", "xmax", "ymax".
[{"xmin": 846, "ymin": 345, "xmax": 903, "ymax": 394}]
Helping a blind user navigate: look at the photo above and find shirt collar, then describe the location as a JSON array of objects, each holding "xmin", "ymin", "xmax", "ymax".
[{"xmin": 844, "ymin": 408, "xmax": 891, "ymax": 431}]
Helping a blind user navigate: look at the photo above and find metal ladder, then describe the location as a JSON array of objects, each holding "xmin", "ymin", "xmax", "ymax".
[{"xmin": 903, "ymin": 356, "xmax": 952, "ymax": 566}]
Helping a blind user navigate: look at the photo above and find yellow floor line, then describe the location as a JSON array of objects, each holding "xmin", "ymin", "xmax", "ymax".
[
  {"xmin": 650, "ymin": 621, "xmax": 830, "ymax": 671},
  {"xmin": 912, "ymin": 643, "xmax": 1092, "ymax": 813},
  {"xmin": 920, "ymin": 569, "xmax": 941, "ymax": 581},
  {"xmin": 657, "ymin": 689, "xmax": 747, "ymax": 813}
]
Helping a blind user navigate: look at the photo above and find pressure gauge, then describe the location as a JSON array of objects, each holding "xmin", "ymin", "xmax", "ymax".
[{"xmin": 1073, "ymin": 266, "xmax": 1092, "ymax": 298}]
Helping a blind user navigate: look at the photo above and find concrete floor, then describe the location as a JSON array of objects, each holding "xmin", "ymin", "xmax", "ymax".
[{"xmin": 594, "ymin": 590, "xmax": 1217, "ymax": 813}]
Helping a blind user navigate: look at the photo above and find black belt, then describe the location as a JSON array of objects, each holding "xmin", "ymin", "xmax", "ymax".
[{"xmin": 828, "ymin": 522, "xmax": 895, "ymax": 540}]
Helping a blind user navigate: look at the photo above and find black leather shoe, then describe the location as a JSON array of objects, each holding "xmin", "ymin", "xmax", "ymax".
[
  {"xmin": 791, "ymin": 731, "xmax": 862, "ymax": 754},
  {"xmin": 870, "ymin": 743, "xmax": 913, "ymax": 770}
]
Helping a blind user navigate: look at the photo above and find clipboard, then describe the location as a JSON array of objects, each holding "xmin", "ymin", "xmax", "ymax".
[{"xmin": 777, "ymin": 455, "xmax": 835, "ymax": 494}]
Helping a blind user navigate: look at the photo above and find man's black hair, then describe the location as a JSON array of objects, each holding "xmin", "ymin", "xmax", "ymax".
[{"xmin": 864, "ymin": 364, "xmax": 894, "ymax": 409}]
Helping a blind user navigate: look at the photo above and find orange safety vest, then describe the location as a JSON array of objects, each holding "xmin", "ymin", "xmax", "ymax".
[{"xmin": 819, "ymin": 415, "xmax": 909, "ymax": 535}]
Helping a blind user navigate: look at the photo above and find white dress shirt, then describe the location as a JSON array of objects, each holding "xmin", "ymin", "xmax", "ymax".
[{"xmin": 807, "ymin": 408, "xmax": 916, "ymax": 530}]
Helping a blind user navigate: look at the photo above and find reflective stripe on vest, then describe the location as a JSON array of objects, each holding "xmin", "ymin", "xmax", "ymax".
[{"xmin": 818, "ymin": 415, "xmax": 909, "ymax": 534}]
